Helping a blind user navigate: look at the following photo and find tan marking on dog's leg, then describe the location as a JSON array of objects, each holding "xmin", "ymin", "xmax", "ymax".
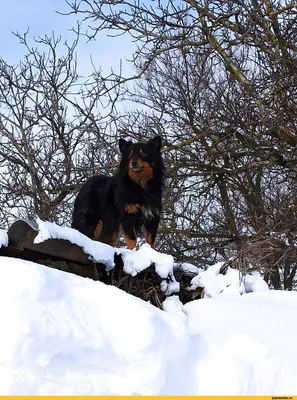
[
  {"xmin": 93, "ymin": 221, "xmax": 119, "ymax": 247},
  {"xmin": 146, "ymin": 231, "xmax": 155, "ymax": 248},
  {"xmin": 123, "ymin": 234, "xmax": 137, "ymax": 250},
  {"xmin": 92, "ymin": 221, "xmax": 103, "ymax": 240}
]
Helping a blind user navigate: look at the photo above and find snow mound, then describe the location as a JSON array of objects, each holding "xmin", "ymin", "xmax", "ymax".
[
  {"xmin": 0, "ymin": 256, "xmax": 296, "ymax": 395},
  {"xmin": 0, "ymin": 256, "xmax": 185, "ymax": 395},
  {"xmin": 189, "ymin": 262, "xmax": 268, "ymax": 297},
  {"xmin": 244, "ymin": 270, "xmax": 269, "ymax": 293},
  {"xmin": 119, "ymin": 243, "xmax": 174, "ymax": 279}
]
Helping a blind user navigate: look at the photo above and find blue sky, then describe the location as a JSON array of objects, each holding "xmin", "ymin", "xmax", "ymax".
[{"xmin": 0, "ymin": 0, "xmax": 135, "ymax": 77}]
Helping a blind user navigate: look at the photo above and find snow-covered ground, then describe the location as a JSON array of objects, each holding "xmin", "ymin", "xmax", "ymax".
[{"xmin": 0, "ymin": 220, "xmax": 296, "ymax": 395}]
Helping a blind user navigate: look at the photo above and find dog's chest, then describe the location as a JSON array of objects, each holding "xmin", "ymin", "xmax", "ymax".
[
  {"xmin": 141, "ymin": 205, "xmax": 156, "ymax": 220},
  {"xmin": 124, "ymin": 203, "xmax": 159, "ymax": 220}
]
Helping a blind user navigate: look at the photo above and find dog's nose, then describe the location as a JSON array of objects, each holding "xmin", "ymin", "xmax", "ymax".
[{"xmin": 132, "ymin": 160, "xmax": 138, "ymax": 168}]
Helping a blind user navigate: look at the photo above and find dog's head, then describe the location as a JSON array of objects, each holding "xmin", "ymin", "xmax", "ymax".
[{"xmin": 119, "ymin": 136, "xmax": 164, "ymax": 187}]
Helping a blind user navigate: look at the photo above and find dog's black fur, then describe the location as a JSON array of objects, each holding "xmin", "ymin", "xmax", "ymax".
[{"xmin": 72, "ymin": 136, "xmax": 164, "ymax": 249}]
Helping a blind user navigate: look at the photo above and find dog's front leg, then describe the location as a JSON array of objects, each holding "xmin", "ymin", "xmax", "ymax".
[{"xmin": 121, "ymin": 219, "xmax": 137, "ymax": 250}]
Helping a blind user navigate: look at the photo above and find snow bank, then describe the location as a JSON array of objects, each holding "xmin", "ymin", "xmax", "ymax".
[
  {"xmin": 0, "ymin": 256, "xmax": 296, "ymax": 395},
  {"xmin": 0, "ymin": 256, "xmax": 185, "ymax": 395},
  {"xmin": 183, "ymin": 292, "xmax": 297, "ymax": 395}
]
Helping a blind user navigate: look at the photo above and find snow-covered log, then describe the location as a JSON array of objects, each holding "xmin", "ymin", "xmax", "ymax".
[{"xmin": 0, "ymin": 219, "xmax": 269, "ymax": 309}]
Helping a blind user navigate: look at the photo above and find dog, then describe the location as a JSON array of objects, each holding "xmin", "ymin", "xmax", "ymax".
[{"xmin": 72, "ymin": 136, "xmax": 165, "ymax": 249}]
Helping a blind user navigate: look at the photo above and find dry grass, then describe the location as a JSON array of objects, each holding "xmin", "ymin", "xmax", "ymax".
[{"xmin": 109, "ymin": 262, "xmax": 166, "ymax": 309}]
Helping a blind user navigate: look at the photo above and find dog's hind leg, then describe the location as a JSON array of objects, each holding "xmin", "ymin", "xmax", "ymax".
[
  {"xmin": 72, "ymin": 212, "xmax": 97, "ymax": 239},
  {"xmin": 145, "ymin": 216, "xmax": 160, "ymax": 248},
  {"xmin": 123, "ymin": 234, "xmax": 136, "ymax": 250},
  {"xmin": 92, "ymin": 220, "xmax": 103, "ymax": 240},
  {"xmin": 92, "ymin": 219, "xmax": 119, "ymax": 247}
]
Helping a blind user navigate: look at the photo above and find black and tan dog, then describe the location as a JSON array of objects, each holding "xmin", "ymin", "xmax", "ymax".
[{"xmin": 72, "ymin": 136, "xmax": 165, "ymax": 249}]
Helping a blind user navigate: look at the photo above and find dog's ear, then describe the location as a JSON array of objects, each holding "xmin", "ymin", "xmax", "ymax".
[
  {"xmin": 147, "ymin": 136, "xmax": 162, "ymax": 151},
  {"xmin": 119, "ymin": 138, "xmax": 132, "ymax": 154}
]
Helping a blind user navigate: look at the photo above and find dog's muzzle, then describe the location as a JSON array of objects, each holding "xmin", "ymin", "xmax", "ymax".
[{"xmin": 131, "ymin": 160, "xmax": 143, "ymax": 172}]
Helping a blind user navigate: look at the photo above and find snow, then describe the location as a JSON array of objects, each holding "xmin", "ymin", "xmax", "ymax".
[
  {"xmin": 191, "ymin": 269, "xmax": 222, "ymax": 296},
  {"xmin": 0, "ymin": 255, "xmax": 296, "ymax": 395},
  {"xmin": 160, "ymin": 278, "xmax": 180, "ymax": 295},
  {"xmin": 31, "ymin": 219, "xmax": 266, "ymax": 298},
  {"xmin": 35, "ymin": 219, "xmax": 175, "ymax": 282},
  {"xmin": 0, "ymin": 219, "xmax": 296, "ymax": 394},
  {"xmin": 0, "ymin": 257, "xmax": 173, "ymax": 395},
  {"xmin": 35, "ymin": 219, "xmax": 116, "ymax": 270},
  {"xmin": 183, "ymin": 292, "xmax": 297, "ymax": 395},
  {"xmin": 120, "ymin": 243, "xmax": 174, "ymax": 278},
  {"xmin": 162, "ymin": 295, "xmax": 184, "ymax": 316},
  {"xmin": 0, "ymin": 229, "xmax": 8, "ymax": 248},
  {"xmin": 189, "ymin": 262, "xmax": 267, "ymax": 297},
  {"xmin": 244, "ymin": 270, "xmax": 269, "ymax": 293},
  {"xmin": 175, "ymin": 262, "xmax": 202, "ymax": 275}
]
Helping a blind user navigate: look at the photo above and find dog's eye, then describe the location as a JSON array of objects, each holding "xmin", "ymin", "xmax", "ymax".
[{"xmin": 141, "ymin": 152, "xmax": 147, "ymax": 158}]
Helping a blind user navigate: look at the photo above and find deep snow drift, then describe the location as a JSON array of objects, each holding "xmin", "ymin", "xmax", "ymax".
[
  {"xmin": 0, "ymin": 255, "xmax": 296, "ymax": 395},
  {"xmin": 0, "ymin": 219, "xmax": 296, "ymax": 395}
]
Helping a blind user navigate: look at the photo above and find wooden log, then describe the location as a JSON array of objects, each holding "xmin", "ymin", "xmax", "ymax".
[{"xmin": 7, "ymin": 219, "xmax": 93, "ymax": 265}]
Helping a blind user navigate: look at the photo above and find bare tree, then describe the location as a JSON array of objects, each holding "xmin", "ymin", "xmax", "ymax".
[
  {"xmin": 63, "ymin": 0, "xmax": 297, "ymax": 289},
  {"xmin": 1, "ymin": 0, "xmax": 296, "ymax": 290},
  {"xmin": 0, "ymin": 29, "xmax": 120, "ymax": 227}
]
